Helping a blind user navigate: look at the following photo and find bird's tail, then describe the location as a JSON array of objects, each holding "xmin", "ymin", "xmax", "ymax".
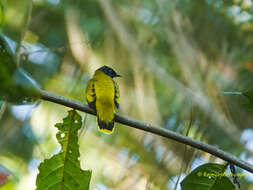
[{"xmin": 97, "ymin": 118, "xmax": 114, "ymax": 134}]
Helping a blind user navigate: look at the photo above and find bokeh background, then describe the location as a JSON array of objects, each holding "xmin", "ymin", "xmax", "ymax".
[{"xmin": 0, "ymin": 0, "xmax": 253, "ymax": 189}]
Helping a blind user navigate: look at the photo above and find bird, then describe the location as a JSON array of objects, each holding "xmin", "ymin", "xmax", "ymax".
[{"xmin": 85, "ymin": 66, "xmax": 121, "ymax": 133}]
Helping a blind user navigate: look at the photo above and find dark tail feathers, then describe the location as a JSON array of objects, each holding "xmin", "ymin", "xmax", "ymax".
[{"xmin": 97, "ymin": 119, "xmax": 114, "ymax": 134}]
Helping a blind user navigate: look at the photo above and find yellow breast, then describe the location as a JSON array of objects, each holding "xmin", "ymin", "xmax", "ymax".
[{"xmin": 93, "ymin": 70, "xmax": 115, "ymax": 122}]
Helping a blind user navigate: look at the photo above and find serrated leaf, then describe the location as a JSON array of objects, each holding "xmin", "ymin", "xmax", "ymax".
[
  {"xmin": 181, "ymin": 163, "xmax": 234, "ymax": 190},
  {"xmin": 36, "ymin": 110, "xmax": 91, "ymax": 190}
]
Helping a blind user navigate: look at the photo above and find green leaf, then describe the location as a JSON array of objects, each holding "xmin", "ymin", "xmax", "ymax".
[
  {"xmin": 36, "ymin": 110, "xmax": 91, "ymax": 190},
  {"xmin": 181, "ymin": 163, "xmax": 234, "ymax": 190}
]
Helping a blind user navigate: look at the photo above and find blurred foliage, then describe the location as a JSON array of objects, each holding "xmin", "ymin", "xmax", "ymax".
[
  {"xmin": 0, "ymin": 0, "xmax": 253, "ymax": 189},
  {"xmin": 0, "ymin": 101, "xmax": 4, "ymax": 109},
  {"xmin": 36, "ymin": 110, "xmax": 91, "ymax": 190},
  {"xmin": 243, "ymin": 89, "xmax": 253, "ymax": 110},
  {"xmin": 0, "ymin": 36, "xmax": 39, "ymax": 103},
  {"xmin": 1, "ymin": 182, "xmax": 15, "ymax": 190},
  {"xmin": 0, "ymin": 108, "xmax": 35, "ymax": 161}
]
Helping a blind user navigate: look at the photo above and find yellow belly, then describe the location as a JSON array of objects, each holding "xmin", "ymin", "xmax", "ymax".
[{"xmin": 94, "ymin": 71, "xmax": 115, "ymax": 123}]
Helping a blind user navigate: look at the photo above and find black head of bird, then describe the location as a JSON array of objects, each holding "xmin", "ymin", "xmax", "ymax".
[{"xmin": 98, "ymin": 66, "xmax": 121, "ymax": 78}]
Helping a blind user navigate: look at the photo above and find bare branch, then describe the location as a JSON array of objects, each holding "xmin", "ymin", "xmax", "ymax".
[{"xmin": 39, "ymin": 90, "xmax": 253, "ymax": 174}]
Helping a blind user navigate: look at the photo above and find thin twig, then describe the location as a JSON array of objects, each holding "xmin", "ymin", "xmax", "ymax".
[
  {"xmin": 221, "ymin": 92, "xmax": 242, "ymax": 95},
  {"xmin": 16, "ymin": 0, "xmax": 33, "ymax": 66},
  {"xmin": 39, "ymin": 90, "xmax": 253, "ymax": 174},
  {"xmin": 173, "ymin": 104, "xmax": 193, "ymax": 190}
]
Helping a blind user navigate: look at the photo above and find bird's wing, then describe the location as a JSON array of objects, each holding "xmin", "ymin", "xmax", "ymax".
[
  {"xmin": 85, "ymin": 79, "xmax": 96, "ymax": 109},
  {"xmin": 113, "ymin": 80, "xmax": 120, "ymax": 109}
]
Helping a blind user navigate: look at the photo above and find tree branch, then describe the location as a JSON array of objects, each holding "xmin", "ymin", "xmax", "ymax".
[{"xmin": 39, "ymin": 90, "xmax": 253, "ymax": 174}]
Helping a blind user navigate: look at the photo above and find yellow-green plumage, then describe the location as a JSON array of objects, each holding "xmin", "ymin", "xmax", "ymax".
[{"xmin": 85, "ymin": 66, "xmax": 120, "ymax": 133}]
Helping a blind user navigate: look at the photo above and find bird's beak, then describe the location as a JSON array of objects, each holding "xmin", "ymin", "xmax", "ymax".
[{"xmin": 116, "ymin": 74, "xmax": 122, "ymax": 77}]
